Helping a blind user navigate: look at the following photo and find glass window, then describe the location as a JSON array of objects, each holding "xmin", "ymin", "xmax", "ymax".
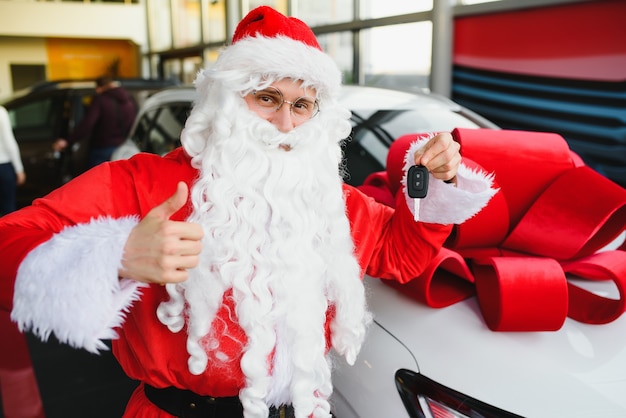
[
  {"xmin": 292, "ymin": 0, "xmax": 353, "ymax": 25},
  {"xmin": 9, "ymin": 99, "xmax": 52, "ymax": 130},
  {"xmin": 317, "ymin": 32, "xmax": 354, "ymax": 84},
  {"xmin": 244, "ymin": 0, "xmax": 287, "ymax": 14},
  {"xmin": 6, "ymin": 93, "xmax": 65, "ymax": 144},
  {"xmin": 131, "ymin": 102, "xmax": 191, "ymax": 155},
  {"xmin": 361, "ymin": 0, "xmax": 432, "ymax": 19},
  {"xmin": 149, "ymin": 54, "xmax": 161, "ymax": 79},
  {"xmin": 172, "ymin": 0, "xmax": 202, "ymax": 48},
  {"xmin": 360, "ymin": 22, "xmax": 432, "ymax": 91},
  {"xmin": 203, "ymin": 0, "xmax": 226, "ymax": 43},
  {"xmin": 148, "ymin": 0, "xmax": 173, "ymax": 51},
  {"xmin": 203, "ymin": 47, "xmax": 221, "ymax": 66},
  {"xmin": 181, "ymin": 56, "xmax": 203, "ymax": 84},
  {"xmin": 163, "ymin": 59, "xmax": 182, "ymax": 82}
]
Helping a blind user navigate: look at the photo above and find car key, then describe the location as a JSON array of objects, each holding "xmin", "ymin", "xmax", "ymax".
[{"xmin": 407, "ymin": 165, "xmax": 429, "ymax": 198}]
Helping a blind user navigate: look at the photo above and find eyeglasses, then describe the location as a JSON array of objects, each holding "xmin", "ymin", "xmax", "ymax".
[{"xmin": 252, "ymin": 87, "xmax": 319, "ymax": 120}]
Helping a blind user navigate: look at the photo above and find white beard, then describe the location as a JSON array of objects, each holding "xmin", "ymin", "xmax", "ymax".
[{"xmin": 156, "ymin": 103, "xmax": 371, "ymax": 418}]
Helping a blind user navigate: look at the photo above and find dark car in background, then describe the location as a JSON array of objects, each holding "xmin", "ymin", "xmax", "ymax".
[{"xmin": 1, "ymin": 78, "xmax": 178, "ymax": 208}]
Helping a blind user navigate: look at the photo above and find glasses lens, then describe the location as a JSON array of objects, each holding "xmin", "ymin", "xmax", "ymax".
[
  {"xmin": 253, "ymin": 87, "xmax": 319, "ymax": 119},
  {"xmin": 254, "ymin": 88, "xmax": 282, "ymax": 111},
  {"xmin": 292, "ymin": 97, "xmax": 318, "ymax": 118}
]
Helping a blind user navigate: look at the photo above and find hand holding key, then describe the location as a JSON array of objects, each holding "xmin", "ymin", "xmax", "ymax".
[{"xmin": 412, "ymin": 132, "xmax": 460, "ymax": 183}]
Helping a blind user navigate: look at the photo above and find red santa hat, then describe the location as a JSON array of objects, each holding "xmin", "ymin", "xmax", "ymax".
[
  {"xmin": 232, "ymin": 6, "xmax": 321, "ymax": 49},
  {"xmin": 214, "ymin": 6, "xmax": 342, "ymax": 99}
]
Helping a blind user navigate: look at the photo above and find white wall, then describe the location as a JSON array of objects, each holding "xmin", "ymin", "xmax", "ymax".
[{"xmin": 0, "ymin": 2, "xmax": 146, "ymax": 44}]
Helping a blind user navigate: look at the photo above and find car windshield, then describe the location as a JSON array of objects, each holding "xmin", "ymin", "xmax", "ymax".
[{"xmin": 130, "ymin": 101, "xmax": 190, "ymax": 155}]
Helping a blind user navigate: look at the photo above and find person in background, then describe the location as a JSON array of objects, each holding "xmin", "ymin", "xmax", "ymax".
[
  {"xmin": 0, "ymin": 6, "xmax": 496, "ymax": 418},
  {"xmin": 52, "ymin": 75, "xmax": 137, "ymax": 167},
  {"xmin": 0, "ymin": 104, "xmax": 25, "ymax": 215},
  {"xmin": 0, "ymin": 104, "xmax": 45, "ymax": 418}
]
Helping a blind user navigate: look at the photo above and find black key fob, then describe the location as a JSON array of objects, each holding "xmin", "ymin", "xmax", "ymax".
[{"xmin": 407, "ymin": 165, "xmax": 429, "ymax": 198}]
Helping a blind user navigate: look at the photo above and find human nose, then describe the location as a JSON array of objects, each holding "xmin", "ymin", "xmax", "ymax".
[{"xmin": 270, "ymin": 103, "xmax": 296, "ymax": 133}]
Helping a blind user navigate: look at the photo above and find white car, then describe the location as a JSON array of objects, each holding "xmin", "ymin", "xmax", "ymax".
[
  {"xmin": 331, "ymin": 268, "xmax": 626, "ymax": 418},
  {"xmin": 116, "ymin": 84, "xmax": 626, "ymax": 418}
]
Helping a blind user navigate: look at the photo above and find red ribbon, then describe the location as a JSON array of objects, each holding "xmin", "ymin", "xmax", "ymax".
[
  {"xmin": 563, "ymin": 251, "xmax": 626, "ymax": 324},
  {"xmin": 473, "ymin": 256, "xmax": 568, "ymax": 331},
  {"xmin": 360, "ymin": 128, "xmax": 626, "ymax": 332},
  {"xmin": 384, "ymin": 248, "xmax": 475, "ymax": 308},
  {"xmin": 503, "ymin": 166, "xmax": 626, "ymax": 260}
]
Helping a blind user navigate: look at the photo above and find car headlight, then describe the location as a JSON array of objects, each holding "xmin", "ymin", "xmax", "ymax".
[{"xmin": 395, "ymin": 369, "xmax": 523, "ymax": 418}]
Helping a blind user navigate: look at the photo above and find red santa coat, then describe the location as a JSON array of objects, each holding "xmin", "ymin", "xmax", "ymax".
[{"xmin": 0, "ymin": 146, "xmax": 494, "ymax": 417}]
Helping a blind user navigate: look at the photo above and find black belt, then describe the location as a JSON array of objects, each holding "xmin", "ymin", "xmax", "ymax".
[{"xmin": 144, "ymin": 384, "xmax": 295, "ymax": 418}]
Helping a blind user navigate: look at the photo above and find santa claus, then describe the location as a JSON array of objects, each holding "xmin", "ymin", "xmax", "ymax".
[{"xmin": 0, "ymin": 6, "xmax": 496, "ymax": 418}]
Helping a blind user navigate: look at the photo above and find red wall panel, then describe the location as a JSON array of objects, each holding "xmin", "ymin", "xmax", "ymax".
[{"xmin": 453, "ymin": 0, "xmax": 626, "ymax": 81}]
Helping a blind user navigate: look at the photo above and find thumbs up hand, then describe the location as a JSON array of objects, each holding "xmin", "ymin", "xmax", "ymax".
[{"xmin": 119, "ymin": 182, "xmax": 204, "ymax": 284}]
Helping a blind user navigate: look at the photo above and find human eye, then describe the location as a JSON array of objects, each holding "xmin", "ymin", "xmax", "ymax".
[
  {"xmin": 293, "ymin": 98, "xmax": 315, "ymax": 115},
  {"xmin": 255, "ymin": 90, "xmax": 281, "ymax": 108}
]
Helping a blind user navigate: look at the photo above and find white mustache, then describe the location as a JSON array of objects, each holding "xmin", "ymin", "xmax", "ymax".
[{"xmin": 246, "ymin": 116, "xmax": 304, "ymax": 150}]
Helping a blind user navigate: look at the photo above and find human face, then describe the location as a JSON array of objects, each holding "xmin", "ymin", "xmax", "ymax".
[{"xmin": 245, "ymin": 79, "xmax": 318, "ymax": 133}]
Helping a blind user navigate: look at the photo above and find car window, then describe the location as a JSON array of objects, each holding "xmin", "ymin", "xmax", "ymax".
[
  {"xmin": 9, "ymin": 96, "xmax": 56, "ymax": 130},
  {"xmin": 7, "ymin": 95, "xmax": 65, "ymax": 142},
  {"xmin": 131, "ymin": 102, "xmax": 191, "ymax": 155},
  {"xmin": 9, "ymin": 99, "xmax": 50, "ymax": 129}
]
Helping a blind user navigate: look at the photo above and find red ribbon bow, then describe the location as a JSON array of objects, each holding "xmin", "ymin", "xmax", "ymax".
[{"xmin": 359, "ymin": 128, "xmax": 626, "ymax": 331}]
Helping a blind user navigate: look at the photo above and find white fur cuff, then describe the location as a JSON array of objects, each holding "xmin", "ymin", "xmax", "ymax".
[
  {"xmin": 11, "ymin": 216, "xmax": 146, "ymax": 353},
  {"xmin": 403, "ymin": 139, "xmax": 497, "ymax": 225}
]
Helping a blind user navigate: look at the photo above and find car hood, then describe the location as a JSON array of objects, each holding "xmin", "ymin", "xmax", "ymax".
[{"xmin": 365, "ymin": 276, "xmax": 626, "ymax": 418}]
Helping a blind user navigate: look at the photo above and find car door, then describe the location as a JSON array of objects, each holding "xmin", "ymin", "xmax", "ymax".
[{"xmin": 7, "ymin": 90, "xmax": 68, "ymax": 207}]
